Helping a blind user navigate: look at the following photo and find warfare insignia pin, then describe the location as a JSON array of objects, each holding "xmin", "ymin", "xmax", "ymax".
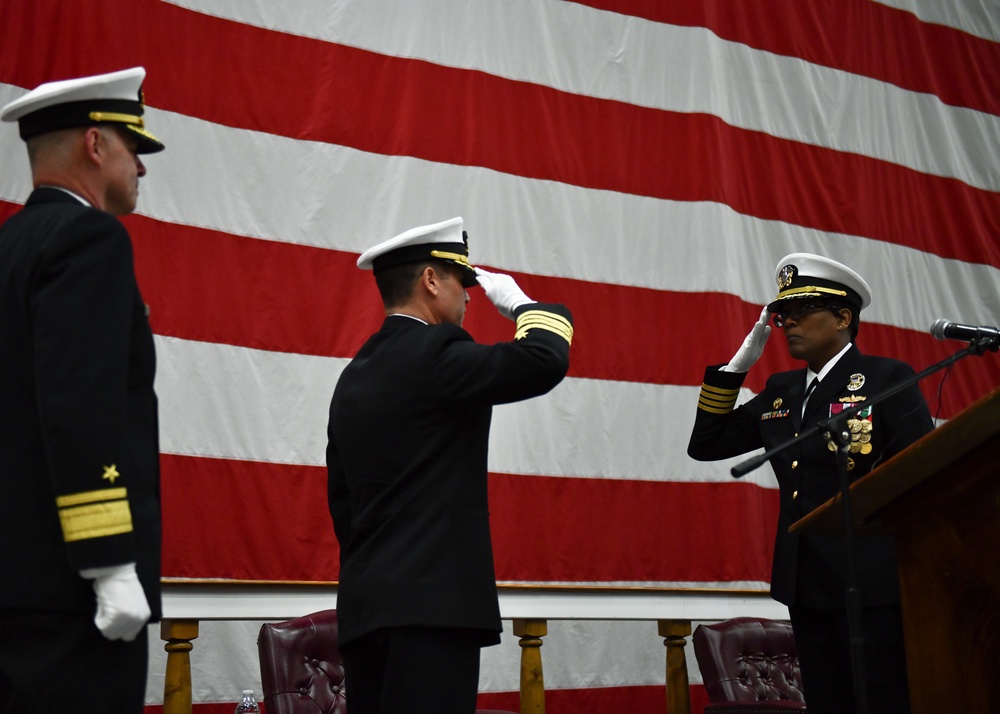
[
  {"xmin": 839, "ymin": 394, "xmax": 867, "ymax": 403},
  {"xmin": 847, "ymin": 373, "xmax": 866, "ymax": 391},
  {"xmin": 102, "ymin": 464, "xmax": 120, "ymax": 484},
  {"xmin": 777, "ymin": 264, "xmax": 797, "ymax": 289},
  {"xmin": 773, "ymin": 398, "xmax": 783, "ymax": 409}
]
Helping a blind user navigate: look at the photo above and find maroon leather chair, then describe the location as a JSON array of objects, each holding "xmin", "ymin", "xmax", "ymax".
[
  {"xmin": 692, "ymin": 617, "xmax": 807, "ymax": 713},
  {"xmin": 258, "ymin": 609, "xmax": 347, "ymax": 714},
  {"xmin": 257, "ymin": 609, "xmax": 515, "ymax": 714}
]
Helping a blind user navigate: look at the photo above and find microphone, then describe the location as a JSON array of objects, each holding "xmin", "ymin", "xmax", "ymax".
[{"xmin": 930, "ymin": 319, "xmax": 1000, "ymax": 343}]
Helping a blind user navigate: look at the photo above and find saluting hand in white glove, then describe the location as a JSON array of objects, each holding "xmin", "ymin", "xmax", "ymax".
[
  {"xmin": 722, "ymin": 307, "xmax": 772, "ymax": 373},
  {"xmin": 475, "ymin": 267, "xmax": 534, "ymax": 320},
  {"xmin": 80, "ymin": 562, "xmax": 151, "ymax": 642}
]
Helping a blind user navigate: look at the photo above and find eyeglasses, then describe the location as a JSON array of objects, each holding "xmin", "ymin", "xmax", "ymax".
[{"xmin": 771, "ymin": 302, "xmax": 842, "ymax": 328}]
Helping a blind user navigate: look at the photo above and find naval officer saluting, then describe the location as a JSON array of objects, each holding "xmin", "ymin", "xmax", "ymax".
[
  {"xmin": 688, "ymin": 254, "xmax": 933, "ymax": 714},
  {"xmin": 327, "ymin": 217, "xmax": 573, "ymax": 713}
]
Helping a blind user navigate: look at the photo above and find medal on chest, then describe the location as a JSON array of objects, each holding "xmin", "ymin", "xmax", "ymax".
[{"xmin": 828, "ymin": 403, "xmax": 874, "ymax": 454}]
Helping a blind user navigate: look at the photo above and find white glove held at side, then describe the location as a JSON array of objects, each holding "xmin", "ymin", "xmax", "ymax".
[
  {"xmin": 80, "ymin": 562, "xmax": 151, "ymax": 642},
  {"xmin": 475, "ymin": 267, "xmax": 534, "ymax": 320},
  {"xmin": 722, "ymin": 307, "xmax": 772, "ymax": 373}
]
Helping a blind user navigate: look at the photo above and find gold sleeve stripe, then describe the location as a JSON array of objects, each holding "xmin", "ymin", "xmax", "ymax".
[
  {"xmin": 516, "ymin": 310, "xmax": 573, "ymax": 334},
  {"xmin": 699, "ymin": 393, "xmax": 737, "ymax": 408},
  {"xmin": 59, "ymin": 499, "xmax": 134, "ymax": 543},
  {"xmin": 56, "ymin": 487, "xmax": 128, "ymax": 508},
  {"xmin": 697, "ymin": 383, "xmax": 739, "ymax": 413},
  {"xmin": 697, "ymin": 402, "xmax": 739, "ymax": 414},
  {"xmin": 515, "ymin": 310, "xmax": 574, "ymax": 344},
  {"xmin": 516, "ymin": 314, "xmax": 574, "ymax": 339},
  {"xmin": 699, "ymin": 384, "xmax": 740, "ymax": 398}
]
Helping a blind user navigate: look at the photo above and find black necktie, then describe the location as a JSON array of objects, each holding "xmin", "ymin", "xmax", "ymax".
[{"xmin": 802, "ymin": 377, "xmax": 819, "ymax": 416}]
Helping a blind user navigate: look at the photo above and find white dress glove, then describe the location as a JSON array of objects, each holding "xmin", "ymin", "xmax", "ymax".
[
  {"xmin": 80, "ymin": 562, "xmax": 151, "ymax": 642},
  {"xmin": 722, "ymin": 307, "xmax": 772, "ymax": 373},
  {"xmin": 475, "ymin": 267, "xmax": 534, "ymax": 320}
]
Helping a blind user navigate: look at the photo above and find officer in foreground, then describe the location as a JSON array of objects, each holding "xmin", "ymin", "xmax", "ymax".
[
  {"xmin": 327, "ymin": 217, "xmax": 573, "ymax": 713},
  {"xmin": 0, "ymin": 67, "xmax": 164, "ymax": 713}
]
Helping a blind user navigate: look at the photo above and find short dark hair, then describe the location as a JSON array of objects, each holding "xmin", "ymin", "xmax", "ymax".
[{"xmin": 374, "ymin": 259, "xmax": 457, "ymax": 308}]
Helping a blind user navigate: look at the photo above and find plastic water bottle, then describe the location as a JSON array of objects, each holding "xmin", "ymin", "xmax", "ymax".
[{"xmin": 235, "ymin": 689, "xmax": 260, "ymax": 713}]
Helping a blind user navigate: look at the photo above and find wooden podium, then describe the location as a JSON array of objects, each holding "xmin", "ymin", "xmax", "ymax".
[{"xmin": 791, "ymin": 385, "xmax": 1000, "ymax": 713}]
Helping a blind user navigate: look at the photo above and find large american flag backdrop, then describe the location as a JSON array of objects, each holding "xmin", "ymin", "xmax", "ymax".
[{"xmin": 2, "ymin": 0, "xmax": 998, "ymax": 710}]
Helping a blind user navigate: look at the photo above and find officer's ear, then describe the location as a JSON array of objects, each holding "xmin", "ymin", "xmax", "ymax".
[
  {"xmin": 836, "ymin": 306, "xmax": 853, "ymax": 331},
  {"xmin": 419, "ymin": 264, "xmax": 443, "ymax": 297},
  {"xmin": 83, "ymin": 126, "xmax": 107, "ymax": 163}
]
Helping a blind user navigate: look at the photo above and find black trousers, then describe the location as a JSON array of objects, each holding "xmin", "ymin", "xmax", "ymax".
[
  {"xmin": 0, "ymin": 609, "xmax": 149, "ymax": 714},
  {"xmin": 342, "ymin": 626, "xmax": 484, "ymax": 714},
  {"xmin": 789, "ymin": 604, "xmax": 910, "ymax": 714}
]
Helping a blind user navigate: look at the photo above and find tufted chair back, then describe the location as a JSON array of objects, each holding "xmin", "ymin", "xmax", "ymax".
[
  {"xmin": 258, "ymin": 610, "xmax": 517, "ymax": 714},
  {"xmin": 258, "ymin": 609, "xmax": 347, "ymax": 714},
  {"xmin": 693, "ymin": 617, "xmax": 807, "ymax": 713}
]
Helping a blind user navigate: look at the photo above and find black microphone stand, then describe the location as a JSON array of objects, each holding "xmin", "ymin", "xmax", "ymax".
[{"xmin": 731, "ymin": 335, "xmax": 997, "ymax": 714}]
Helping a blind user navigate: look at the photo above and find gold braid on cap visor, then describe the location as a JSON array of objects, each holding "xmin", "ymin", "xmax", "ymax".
[
  {"xmin": 89, "ymin": 111, "xmax": 144, "ymax": 127},
  {"xmin": 775, "ymin": 286, "xmax": 848, "ymax": 301},
  {"xmin": 430, "ymin": 250, "xmax": 472, "ymax": 267}
]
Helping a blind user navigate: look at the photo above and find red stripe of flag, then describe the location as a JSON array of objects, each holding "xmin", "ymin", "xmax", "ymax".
[
  {"xmin": 161, "ymin": 454, "xmax": 777, "ymax": 584},
  {"xmin": 572, "ymin": 0, "xmax": 1000, "ymax": 117},
  {"xmin": 0, "ymin": 0, "xmax": 997, "ymax": 269}
]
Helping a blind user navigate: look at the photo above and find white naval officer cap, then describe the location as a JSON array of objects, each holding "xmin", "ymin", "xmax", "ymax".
[
  {"xmin": 1, "ymin": 66, "xmax": 164, "ymax": 154},
  {"xmin": 357, "ymin": 216, "xmax": 478, "ymax": 288},
  {"xmin": 767, "ymin": 253, "xmax": 872, "ymax": 313}
]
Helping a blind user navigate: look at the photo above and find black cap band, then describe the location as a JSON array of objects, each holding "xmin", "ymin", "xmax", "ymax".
[{"xmin": 17, "ymin": 98, "xmax": 143, "ymax": 141}]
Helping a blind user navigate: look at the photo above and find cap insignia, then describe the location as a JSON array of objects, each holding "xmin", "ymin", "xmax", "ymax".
[{"xmin": 777, "ymin": 264, "xmax": 797, "ymax": 289}]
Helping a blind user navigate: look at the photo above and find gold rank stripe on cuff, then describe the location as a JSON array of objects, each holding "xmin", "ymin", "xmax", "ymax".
[
  {"xmin": 697, "ymin": 383, "xmax": 740, "ymax": 413},
  {"xmin": 515, "ymin": 310, "xmax": 574, "ymax": 344},
  {"xmin": 55, "ymin": 487, "xmax": 133, "ymax": 543}
]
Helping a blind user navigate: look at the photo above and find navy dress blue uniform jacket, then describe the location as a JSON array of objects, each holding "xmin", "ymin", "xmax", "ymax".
[
  {"xmin": 688, "ymin": 345, "xmax": 933, "ymax": 608},
  {"xmin": 0, "ymin": 188, "xmax": 162, "ymax": 620},
  {"xmin": 327, "ymin": 303, "xmax": 572, "ymax": 647}
]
